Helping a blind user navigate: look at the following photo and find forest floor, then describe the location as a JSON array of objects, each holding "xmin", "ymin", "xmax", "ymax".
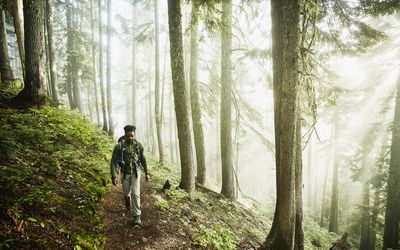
[
  {"xmin": 0, "ymin": 106, "xmax": 342, "ymax": 249},
  {"xmin": 100, "ymin": 177, "xmax": 192, "ymax": 249},
  {"xmin": 99, "ymin": 164, "xmax": 267, "ymax": 250}
]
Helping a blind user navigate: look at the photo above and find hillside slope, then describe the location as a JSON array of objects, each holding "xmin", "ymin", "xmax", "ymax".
[
  {"xmin": 0, "ymin": 107, "xmax": 340, "ymax": 249},
  {"xmin": 0, "ymin": 107, "xmax": 113, "ymax": 249}
]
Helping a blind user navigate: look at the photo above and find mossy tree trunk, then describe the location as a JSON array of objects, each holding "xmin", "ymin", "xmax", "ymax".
[
  {"xmin": 66, "ymin": 0, "xmax": 82, "ymax": 112},
  {"xmin": 90, "ymin": 0, "xmax": 100, "ymax": 124},
  {"xmin": 98, "ymin": 0, "xmax": 108, "ymax": 132},
  {"xmin": 220, "ymin": 0, "xmax": 236, "ymax": 199},
  {"xmin": 45, "ymin": 0, "xmax": 59, "ymax": 107},
  {"xmin": 360, "ymin": 177, "xmax": 373, "ymax": 250},
  {"xmin": 106, "ymin": 0, "xmax": 113, "ymax": 136},
  {"xmin": 65, "ymin": 0, "xmax": 74, "ymax": 108},
  {"xmin": 154, "ymin": 0, "xmax": 164, "ymax": 164},
  {"xmin": 190, "ymin": 2, "xmax": 206, "ymax": 185},
  {"xmin": 263, "ymin": 0, "xmax": 302, "ymax": 248},
  {"xmin": 383, "ymin": 73, "xmax": 400, "ymax": 250},
  {"xmin": 131, "ymin": 1, "xmax": 137, "ymax": 125},
  {"xmin": 0, "ymin": 5, "xmax": 14, "ymax": 85},
  {"xmin": 11, "ymin": 0, "xmax": 24, "ymax": 80},
  {"xmin": 167, "ymin": 0, "xmax": 195, "ymax": 193},
  {"xmin": 329, "ymin": 109, "xmax": 340, "ymax": 233},
  {"xmin": 12, "ymin": 0, "xmax": 46, "ymax": 107}
]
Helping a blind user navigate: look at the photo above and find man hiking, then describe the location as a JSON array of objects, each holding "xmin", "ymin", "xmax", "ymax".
[{"xmin": 110, "ymin": 125, "xmax": 149, "ymax": 227}]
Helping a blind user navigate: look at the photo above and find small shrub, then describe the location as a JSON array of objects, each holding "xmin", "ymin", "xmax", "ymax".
[{"xmin": 193, "ymin": 224, "xmax": 238, "ymax": 250}]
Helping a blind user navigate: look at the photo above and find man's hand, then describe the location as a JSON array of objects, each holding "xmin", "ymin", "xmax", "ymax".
[
  {"xmin": 144, "ymin": 174, "xmax": 150, "ymax": 182},
  {"xmin": 112, "ymin": 177, "xmax": 117, "ymax": 186}
]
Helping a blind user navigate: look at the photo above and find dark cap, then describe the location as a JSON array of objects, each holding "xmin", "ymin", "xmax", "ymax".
[{"xmin": 123, "ymin": 125, "xmax": 136, "ymax": 132}]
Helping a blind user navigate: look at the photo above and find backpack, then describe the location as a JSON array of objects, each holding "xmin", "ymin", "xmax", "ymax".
[{"xmin": 117, "ymin": 136, "xmax": 141, "ymax": 165}]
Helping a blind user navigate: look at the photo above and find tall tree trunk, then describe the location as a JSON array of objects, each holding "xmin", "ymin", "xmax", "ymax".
[
  {"xmin": 148, "ymin": 59, "xmax": 156, "ymax": 152},
  {"xmin": 383, "ymin": 73, "xmax": 400, "ymax": 250},
  {"xmin": 12, "ymin": 0, "xmax": 46, "ymax": 107},
  {"xmin": 45, "ymin": 0, "xmax": 59, "ymax": 107},
  {"xmin": 87, "ymin": 77, "xmax": 93, "ymax": 120},
  {"xmin": 295, "ymin": 120, "xmax": 304, "ymax": 250},
  {"xmin": 65, "ymin": 1, "xmax": 75, "ymax": 109},
  {"xmin": 263, "ymin": 0, "xmax": 302, "ymax": 249},
  {"xmin": 90, "ymin": 0, "xmax": 100, "ymax": 124},
  {"xmin": 131, "ymin": 1, "xmax": 136, "ymax": 125},
  {"xmin": 44, "ymin": 6, "xmax": 51, "ymax": 97},
  {"xmin": 154, "ymin": 0, "xmax": 164, "ymax": 164},
  {"xmin": 169, "ymin": 93, "xmax": 175, "ymax": 163},
  {"xmin": 371, "ymin": 133, "xmax": 388, "ymax": 250},
  {"xmin": 167, "ymin": 0, "xmax": 195, "ymax": 193},
  {"xmin": 69, "ymin": 1, "xmax": 82, "ymax": 112},
  {"xmin": 106, "ymin": 0, "xmax": 113, "ymax": 136},
  {"xmin": 306, "ymin": 139, "xmax": 312, "ymax": 210},
  {"xmin": 320, "ymin": 158, "xmax": 330, "ymax": 227},
  {"xmin": 360, "ymin": 177, "xmax": 372, "ymax": 250},
  {"xmin": 220, "ymin": 0, "xmax": 236, "ymax": 199},
  {"xmin": 329, "ymin": 109, "xmax": 340, "ymax": 233},
  {"xmin": 0, "ymin": 6, "xmax": 14, "ymax": 84},
  {"xmin": 98, "ymin": 0, "xmax": 108, "ymax": 132},
  {"xmin": 145, "ymin": 88, "xmax": 151, "ymax": 150},
  {"xmin": 11, "ymin": 0, "xmax": 24, "ymax": 80},
  {"xmin": 190, "ymin": 2, "xmax": 206, "ymax": 185}
]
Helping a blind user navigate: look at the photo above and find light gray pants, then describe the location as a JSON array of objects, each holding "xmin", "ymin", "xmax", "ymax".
[{"xmin": 121, "ymin": 170, "xmax": 141, "ymax": 216}]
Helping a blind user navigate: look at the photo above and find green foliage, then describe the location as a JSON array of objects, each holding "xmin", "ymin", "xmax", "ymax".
[
  {"xmin": 154, "ymin": 198, "xmax": 170, "ymax": 210},
  {"xmin": 192, "ymin": 224, "xmax": 238, "ymax": 250},
  {"xmin": 0, "ymin": 79, "xmax": 23, "ymax": 99},
  {"xmin": 166, "ymin": 188, "xmax": 191, "ymax": 201},
  {"xmin": 360, "ymin": 0, "xmax": 400, "ymax": 16},
  {"xmin": 0, "ymin": 107, "xmax": 113, "ymax": 249},
  {"xmin": 304, "ymin": 218, "xmax": 340, "ymax": 249}
]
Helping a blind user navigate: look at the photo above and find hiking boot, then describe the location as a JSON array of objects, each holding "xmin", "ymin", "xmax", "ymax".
[
  {"xmin": 133, "ymin": 215, "xmax": 141, "ymax": 226},
  {"xmin": 124, "ymin": 196, "xmax": 131, "ymax": 211}
]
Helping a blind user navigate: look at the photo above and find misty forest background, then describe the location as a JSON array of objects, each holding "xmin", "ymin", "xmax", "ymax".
[{"xmin": 0, "ymin": 0, "xmax": 400, "ymax": 249}]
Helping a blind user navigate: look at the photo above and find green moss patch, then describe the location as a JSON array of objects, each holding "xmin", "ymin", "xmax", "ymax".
[{"xmin": 0, "ymin": 107, "xmax": 113, "ymax": 249}]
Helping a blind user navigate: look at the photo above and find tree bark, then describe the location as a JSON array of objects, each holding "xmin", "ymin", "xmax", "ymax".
[
  {"xmin": 190, "ymin": 2, "xmax": 206, "ymax": 185},
  {"xmin": 220, "ymin": 0, "xmax": 236, "ymax": 199},
  {"xmin": 12, "ymin": 0, "xmax": 46, "ymax": 108},
  {"xmin": 383, "ymin": 73, "xmax": 400, "ymax": 250},
  {"xmin": 11, "ymin": 0, "xmax": 24, "ymax": 80},
  {"xmin": 263, "ymin": 0, "xmax": 302, "ymax": 249},
  {"xmin": 320, "ymin": 156, "xmax": 330, "ymax": 228},
  {"xmin": 148, "ymin": 59, "xmax": 156, "ymax": 152},
  {"xmin": 65, "ymin": 0, "xmax": 75, "ymax": 109},
  {"xmin": 131, "ymin": 1, "xmax": 136, "ymax": 125},
  {"xmin": 66, "ymin": 0, "xmax": 82, "ymax": 111},
  {"xmin": 329, "ymin": 109, "xmax": 340, "ymax": 233},
  {"xmin": 106, "ymin": 0, "xmax": 113, "ymax": 136},
  {"xmin": 45, "ymin": 0, "xmax": 59, "ymax": 107},
  {"xmin": 306, "ymin": 138, "xmax": 312, "ymax": 210},
  {"xmin": 169, "ymin": 93, "xmax": 175, "ymax": 163},
  {"xmin": 371, "ymin": 133, "xmax": 388, "ymax": 250},
  {"xmin": 360, "ymin": 178, "xmax": 372, "ymax": 250},
  {"xmin": 98, "ymin": 0, "xmax": 108, "ymax": 132},
  {"xmin": 0, "ymin": 6, "xmax": 14, "ymax": 84},
  {"xmin": 295, "ymin": 120, "xmax": 304, "ymax": 250},
  {"xmin": 12, "ymin": 0, "xmax": 46, "ymax": 107},
  {"xmin": 154, "ymin": 0, "xmax": 164, "ymax": 164},
  {"xmin": 167, "ymin": 0, "xmax": 195, "ymax": 193},
  {"xmin": 90, "ymin": 0, "xmax": 100, "ymax": 124}
]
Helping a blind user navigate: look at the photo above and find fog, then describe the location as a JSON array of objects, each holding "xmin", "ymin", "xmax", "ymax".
[{"xmin": 75, "ymin": 0, "xmax": 399, "ymax": 215}]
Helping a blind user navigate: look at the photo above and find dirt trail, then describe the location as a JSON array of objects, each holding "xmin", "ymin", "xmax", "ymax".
[{"xmin": 99, "ymin": 177, "xmax": 191, "ymax": 249}]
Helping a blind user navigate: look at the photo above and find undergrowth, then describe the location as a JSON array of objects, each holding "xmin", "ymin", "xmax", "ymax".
[
  {"xmin": 0, "ymin": 107, "xmax": 113, "ymax": 249},
  {"xmin": 151, "ymin": 161, "xmax": 342, "ymax": 249}
]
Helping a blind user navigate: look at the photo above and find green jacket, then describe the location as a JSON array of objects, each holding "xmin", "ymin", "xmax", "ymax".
[{"xmin": 110, "ymin": 139, "xmax": 148, "ymax": 178}]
